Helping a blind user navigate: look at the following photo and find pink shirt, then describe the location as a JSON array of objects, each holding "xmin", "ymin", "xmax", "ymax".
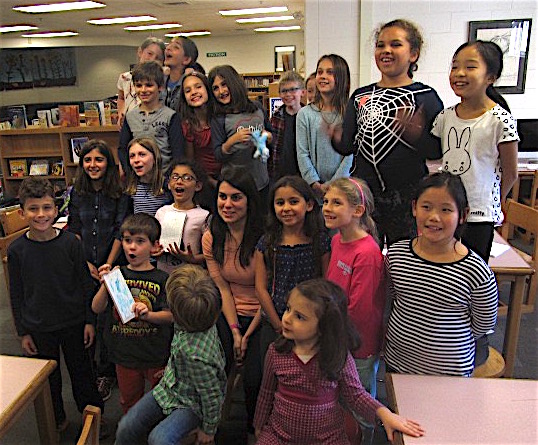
[
  {"xmin": 202, "ymin": 231, "xmax": 259, "ymax": 317},
  {"xmin": 327, "ymin": 233, "xmax": 385, "ymax": 358}
]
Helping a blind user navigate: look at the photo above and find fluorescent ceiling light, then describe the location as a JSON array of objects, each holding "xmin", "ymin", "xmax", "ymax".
[
  {"xmin": 125, "ymin": 23, "xmax": 181, "ymax": 31},
  {"xmin": 21, "ymin": 31, "xmax": 79, "ymax": 37},
  {"xmin": 219, "ymin": 6, "xmax": 288, "ymax": 16},
  {"xmin": 236, "ymin": 15, "xmax": 294, "ymax": 24},
  {"xmin": 165, "ymin": 31, "xmax": 211, "ymax": 37},
  {"xmin": 255, "ymin": 25, "xmax": 301, "ymax": 32},
  {"xmin": 0, "ymin": 25, "xmax": 39, "ymax": 33},
  {"xmin": 88, "ymin": 16, "xmax": 156, "ymax": 25},
  {"xmin": 13, "ymin": 1, "xmax": 105, "ymax": 14}
]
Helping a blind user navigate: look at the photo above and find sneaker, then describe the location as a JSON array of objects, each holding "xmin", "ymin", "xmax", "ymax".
[
  {"xmin": 56, "ymin": 418, "xmax": 69, "ymax": 433},
  {"xmin": 96, "ymin": 376, "xmax": 115, "ymax": 402}
]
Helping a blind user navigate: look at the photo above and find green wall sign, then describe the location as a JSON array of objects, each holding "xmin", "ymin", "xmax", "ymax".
[{"xmin": 206, "ymin": 52, "xmax": 227, "ymax": 58}]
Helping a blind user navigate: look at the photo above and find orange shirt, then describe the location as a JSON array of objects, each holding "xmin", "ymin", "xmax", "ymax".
[{"xmin": 202, "ymin": 231, "xmax": 259, "ymax": 317}]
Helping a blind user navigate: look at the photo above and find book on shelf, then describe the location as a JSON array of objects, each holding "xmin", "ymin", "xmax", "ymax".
[
  {"xmin": 29, "ymin": 159, "xmax": 50, "ymax": 176},
  {"xmin": 36, "ymin": 109, "xmax": 53, "ymax": 128},
  {"xmin": 9, "ymin": 159, "xmax": 28, "ymax": 177},
  {"xmin": 70, "ymin": 137, "xmax": 89, "ymax": 163},
  {"xmin": 51, "ymin": 160, "xmax": 64, "ymax": 176},
  {"xmin": 83, "ymin": 101, "xmax": 105, "ymax": 126},
  {"xmin": 7, "ymin": 105, "xmax": 28, "ymax": 129},
  {"xmin": 50, "ymin": 108, "xmax": 60, "ymax": 126},
  {"xmin": 103, "ymin": 100, "xmax": 116, "ymax": 125},
  {"xmin": 59, "ymin": 105, "xmax": 80, "ymax": 127}
]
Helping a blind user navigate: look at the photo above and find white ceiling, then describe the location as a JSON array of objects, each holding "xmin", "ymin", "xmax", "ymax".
[{"xmin": 0, "ymin": 0, "xmax": 305, "ymax": 48}]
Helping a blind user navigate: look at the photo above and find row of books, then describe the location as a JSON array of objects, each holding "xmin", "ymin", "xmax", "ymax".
[
  {"xmin": 8, "ymin": 159, "xmax": 64, "ymax": 177},
  {"xmin": 1, "ymin": 101, "xmax": 118, "ymax": 130}
]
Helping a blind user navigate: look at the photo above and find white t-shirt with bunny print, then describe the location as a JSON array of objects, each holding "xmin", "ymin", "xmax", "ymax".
[{"xmin": 431, "ymin": 104, "xmax": 519, "ymax": 224}]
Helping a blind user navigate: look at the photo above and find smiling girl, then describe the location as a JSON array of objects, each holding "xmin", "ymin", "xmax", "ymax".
[
  {"xmin": 431, "ymin": 40, "xmax": 519, "ymax": 261},
  {"xmin": 333, "ymin": 19, "xmax": 443, "ymax": 247},
  {"xmin": 209, "ymin": 65, "xmax": 273, "ymax": 210},
  {"xmin": 126, "ymin": 137, "xmax": 171, "ymax": 216},
  {"xmin": 384, "ymin": 172, "xmax": 498, "ymax": 375},
  {"xmin": 178, "ymin": 71, "xmax": 220, "ymax": 209}
]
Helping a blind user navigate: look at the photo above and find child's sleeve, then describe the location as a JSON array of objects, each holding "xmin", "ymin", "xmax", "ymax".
[
  {"xmin": 168, "ymin": 112, "xmax": 185, "ymax": 163},
  {"xmin": 118, "ymin": 117, "xmax": 134, "ymax": 174},
  {"xmin": 253, "ymin": 345, "xmax": 278, "ymax": 430},
  {"xmin": 415, "ymin": 89, "xmax": 444, "ymax": 160},
  {"xmin": 211, "ymin": 115, "xmax": 229, "ymax": 162},
  {"xmin": 113, "ymin": 194, "xmax": 131, "ymax": 240},
  {"xmin": 296, "ymin": 108, "xmax": 320, "ymax": 185},
  {"xmin": 66, "ymin": 188, "xmax": 82, "ymax": 236},
  {"xmin": 339, "ymin": 353, "xmax": 383, "ymax": 424},
  {"xmin": 7, "ymin": 246, "xmax": 27, "ymax": 336},
  {"xmin": 470, "ymin": 265, "xmax": 498, "ymax": 338},
  {"xmin": 73, "ymin": 238, "xmax": 97, "ymax": 325},
  {"xmin": 186, "ymin": 353, "xmax": 225, "ymax": 435},
  {"xmin": 333, "ymin": 94, "xmax": 358, "ymax": 156}
]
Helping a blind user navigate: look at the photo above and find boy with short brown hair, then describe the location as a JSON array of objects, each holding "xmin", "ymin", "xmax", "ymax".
[{"xmin": 8, "ymin": 177, "xmax": 103, "ymax": 432}]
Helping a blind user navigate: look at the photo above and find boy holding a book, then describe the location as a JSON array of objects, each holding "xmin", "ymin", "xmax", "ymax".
[
  {"xmin": 92, "ymin": 213, "xmax": 173, "ymax": 413},
  {"xmin": 8, "ymin": 177, "xmax": 103, "ymax": 432}
]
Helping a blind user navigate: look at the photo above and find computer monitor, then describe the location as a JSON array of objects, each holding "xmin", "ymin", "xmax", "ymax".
[{"xmin": 517, "ymin": 119, "xmax": 538, "ymax": 161}]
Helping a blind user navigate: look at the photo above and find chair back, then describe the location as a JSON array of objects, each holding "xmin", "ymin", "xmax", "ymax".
[
  {"xmin": 76, "ymin": 405, "xmax": 101, "ymax": 445},
  {"xmin": 501, "ymin": 199, "xmax": 538, "ymax": 311}
]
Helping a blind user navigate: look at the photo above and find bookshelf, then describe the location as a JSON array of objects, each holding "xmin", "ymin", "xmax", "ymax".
[
  {"xmin": 242, "ymin": 72, "xmax": 281, "ymax": 113},
  {"xmin": 0, "ymin": 126, "xmax": 119, "ymax": 199}
]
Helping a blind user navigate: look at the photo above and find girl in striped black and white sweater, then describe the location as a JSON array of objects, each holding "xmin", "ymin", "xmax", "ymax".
[{"xmin": 384, "ymin": 172, "xmax": 498, "ymax": 376}]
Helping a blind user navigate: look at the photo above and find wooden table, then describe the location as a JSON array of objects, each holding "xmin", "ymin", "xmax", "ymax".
[
  {"xmin": 488, "ymin": 231, "xmax": 533, "ymax": 377},
  {"xmin": 0, "ymin": 355, "xmax": 58, "ymax": 444},
  {"xmin": 386, "ymin": 373, "xmax": 538, "ymax": 445}
]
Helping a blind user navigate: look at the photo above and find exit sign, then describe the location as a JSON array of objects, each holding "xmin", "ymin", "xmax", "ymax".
[{"xmin": 206, "ymin": 52, "xmax": 226, "ymax": 57}]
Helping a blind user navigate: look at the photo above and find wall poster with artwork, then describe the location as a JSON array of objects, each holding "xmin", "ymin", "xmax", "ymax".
[
  {"xmin": 0, "ymin": 47, "xmax": 77, "ymax": 91},
  {"xmin": 469, "ymin": 19, "xmax": 532, "ymax": 94}
]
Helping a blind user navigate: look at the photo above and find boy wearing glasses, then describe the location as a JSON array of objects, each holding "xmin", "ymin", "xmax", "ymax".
[
  {"xmin": 155, "ymin": 159, "xmax": 210, "ymax": 273},
  {"xmin": 269, "ymin": 71, "xmax": 306, "ymax": 180}
]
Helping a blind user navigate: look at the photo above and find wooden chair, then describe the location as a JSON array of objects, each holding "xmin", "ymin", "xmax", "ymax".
[
  {"xmin": 499, "ymin": 199, "xmax": 538, "ymax": 314},
  {"xmin": 519, "ymin": 169, "xmax": 538, "ymax": 208},
  {"xmin": 0, "ymin": 227, "xmax": 28, "ymax": 293},
  {"xmin": 76, "ymin": 405, "xmax": 101, "ymax": 445},
  {"xmin": 471, "ymin": 347, "xmax": 505, "ymax": 378}
]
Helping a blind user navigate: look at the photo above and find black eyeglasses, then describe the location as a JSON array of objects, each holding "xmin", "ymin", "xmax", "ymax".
[
  {"xmin": 280, "ymin": 87, "xmax": 302, "ymax": 94},
  {"xmin": 170, "ymin": 173, "xmax": 197, "ymax": 182}
]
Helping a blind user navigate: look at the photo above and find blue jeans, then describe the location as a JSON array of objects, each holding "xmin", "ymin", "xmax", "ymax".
[
  {"xmin": 352, "ymin": 355, "xmax": 380, "ymax": 430},
  {"xmin": 115, "ymin": 391, "xmax": 200, "ymax": 445}
]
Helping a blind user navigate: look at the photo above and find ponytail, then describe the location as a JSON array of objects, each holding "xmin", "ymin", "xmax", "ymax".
[{"xmin": 486, "ymin": 85, "xmax": 511, "ymax": 113}]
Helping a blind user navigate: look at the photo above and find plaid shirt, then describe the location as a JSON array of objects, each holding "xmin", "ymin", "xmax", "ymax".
[
  {"xmin": 152, "ymin": 324, "xmax": 226, "ymax": 435},
  {"xmin": 269, "ymin": 104, "xmax": 303, "ymax": 180}
]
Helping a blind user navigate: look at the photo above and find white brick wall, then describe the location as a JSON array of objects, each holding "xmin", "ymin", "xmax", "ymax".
[{"xmin": 360, "ymin": 0, "xmax": 537, "ymax": 118}]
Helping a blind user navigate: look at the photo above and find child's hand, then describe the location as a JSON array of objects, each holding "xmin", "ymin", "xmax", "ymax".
[
  {"xmin": 311, "ymin": 182, "xmax": 324, "ymax": 199},
  {"xmin": 153, "ymin": 369, "xmax": 165, "ymax": 380},
  {"xmin": 132, "ymin": 302, "xmax": 149, "ymax": 320},
  {"xmin": 398, "ymin": 104, "xmax": 425, "ymax": 143},
  {"xmin": 153, "ymin": 243, "xmax": 165, "ymax": 257},
  {"xmin": 87, "ymin": 261, "xmax": 100, "ymax": 281},
  {"xmin": 84, "ymin": 324, "xmax": 95, "ymax": 348},
  {"xmin": 168, "ymin": 242, "xmax": 195, "ymax": 262},
  {"xmin": 255, "ymin": 428, "xmax": 262, "ymax": 439},
  {"xmin": 195, "ymin": 429, "xmax": 214, "ymax": 445},
  {"xmin": 232, "ymin": 329, "xmax": 243, "ymax": 365},
  {"xmin": 234, "ymin": 128, "xmax": 252, "ymax": 145},
  {"xmin": 377, "ymin": 407, "xmax": 424, "ymax": 442},
  {"xmin": 240, "ymin": 334, "xmax": 250, "ymax": 360},
  {"xmin": 98, "ymin": 263, "xmax": 114, "ymax": 281},
  {"xmin": 21, "ymin": 334, "xmax": 38, "ymax": 356}
]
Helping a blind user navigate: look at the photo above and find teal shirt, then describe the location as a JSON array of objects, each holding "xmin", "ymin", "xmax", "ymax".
[{"xmin": 152, "ymin": 324, "xmax": 226, "ymax": 435}]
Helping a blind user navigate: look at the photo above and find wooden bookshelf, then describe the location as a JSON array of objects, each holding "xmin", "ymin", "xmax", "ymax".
[
  {"xmin": 242, "ymin": 72, "xmax": 281, "ymax": 113},
  {"xmin": 0, "ymin": 126, "xmax": 119, "ymax": 199}
]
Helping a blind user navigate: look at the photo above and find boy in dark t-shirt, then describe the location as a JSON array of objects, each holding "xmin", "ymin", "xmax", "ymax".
[
  {"xmin": 92, "ymin": 213, "xmax": 173, "ymax": 413},
  {"xmin": 8, "ymin": 177, "xmax": 103, "ymax": 432}
]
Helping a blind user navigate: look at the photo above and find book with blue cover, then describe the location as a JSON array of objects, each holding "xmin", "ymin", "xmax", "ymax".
[{"xmin": 7, "ymin": 105, "xmax": 27, "ymax": 129}]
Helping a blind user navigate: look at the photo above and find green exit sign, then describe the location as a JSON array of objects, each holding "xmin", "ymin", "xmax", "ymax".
[{"xmin": 206, "ymin": 52, "xmax": 226, "ymax": 58}]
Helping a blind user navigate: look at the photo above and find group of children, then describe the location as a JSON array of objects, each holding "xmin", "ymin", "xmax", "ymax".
[{"xmin": 6, "ymin": 15, "xmax": 519, "ymax": 445}]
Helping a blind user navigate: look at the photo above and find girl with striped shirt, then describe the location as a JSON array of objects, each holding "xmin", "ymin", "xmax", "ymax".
[
  {"xmin": 384, "ymin": 172, "xmax": 497, "ymax": 376},
  {"xmin": 125, "ymin": 137, "xmax": 171, "ymax": 216}
]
